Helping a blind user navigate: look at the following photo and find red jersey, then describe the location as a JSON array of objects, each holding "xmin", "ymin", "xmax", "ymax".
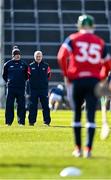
[{"xmin": 57, "ymin": 31, "xmax": 111, "ymax": 80}]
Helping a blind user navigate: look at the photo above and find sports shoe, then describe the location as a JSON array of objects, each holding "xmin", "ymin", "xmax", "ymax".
[
  {"xmin": 100, "ymin": 123, "xmax": 110, "ymax": 140},
  {"xmin": 43, "ymin": 123, "xmax": 50, "ymax": 127},
  {"xmin": 19, "ymin": 124, "xmax": 25, "ymax": 127},
  {"xmin": 6, "ymin": 123, "xmax": 12, "ymax": 126},
  {"xmin": 72, "ymin": 146, "xmax": 82, "ymax": 157},
  {"xmin": 83, "ymin": 147, "xmax": 91, "ymax": 158}
]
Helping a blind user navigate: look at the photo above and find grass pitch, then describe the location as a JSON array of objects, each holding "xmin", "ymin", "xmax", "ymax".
[{"xmin": 0, "ymin": 109, "xmax": 111, "ymax": 179}]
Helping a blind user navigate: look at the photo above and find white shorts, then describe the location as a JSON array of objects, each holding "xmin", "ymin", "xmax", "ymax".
[{"xmin": 49, "ymin": 93, "xmax": 62, "ymax": 102}]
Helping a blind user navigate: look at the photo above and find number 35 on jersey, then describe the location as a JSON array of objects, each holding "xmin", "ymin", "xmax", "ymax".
[{"xmin": 75, "ymin": 41, "xmax": 101, "ymax": 64}]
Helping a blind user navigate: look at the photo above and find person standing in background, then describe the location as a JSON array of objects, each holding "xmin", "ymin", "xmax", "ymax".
[
  {"xmin": 57, "ymin": 14, "xmax": 111, "ymax": 158},
  {"xmin": 2, "ymin": 46, "xmax": 28, "ymax": 126},
  {"xmin": 28, "ymin": 51, "xmax": 51, "ymax": 126}
]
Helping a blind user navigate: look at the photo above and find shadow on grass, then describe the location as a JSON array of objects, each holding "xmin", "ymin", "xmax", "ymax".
[
  {"xmin": 51, "ymin": 125, "xmax": 103, "ymax": 129},
  {"xmin": 0, "ymin": 155, "xmax": 110, "ymax": 168},
  {"xmin": 0, "ymin": 163, "xmax": 34, "ymax": 168},
  {"xmin": 0, "ymin": 163, "xmax": 65, "ymax": 169},
  {"xmin": 51, "ymin": 125, "xmax": 71, "ymax": 128}
]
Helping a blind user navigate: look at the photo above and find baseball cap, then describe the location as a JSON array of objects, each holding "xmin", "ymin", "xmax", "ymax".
[
  {"xmin": 77, "ymin": 14, "xmax": 95, "ymax": 28},
  {"xmin": 12, "ymin": 46, "xmax": 21, "ymax": 56}
]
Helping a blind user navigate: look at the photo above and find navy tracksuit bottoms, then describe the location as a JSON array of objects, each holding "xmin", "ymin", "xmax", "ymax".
[
  {"xmin": 5, "ymin": 87, "xmax": 26, "ymax": 125},
  {"xmin": 28, "ymin": 89, "xmax": 51, "ymax": 125}
]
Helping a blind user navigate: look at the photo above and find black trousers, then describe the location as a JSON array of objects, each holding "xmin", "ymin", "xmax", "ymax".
[
  {"xmin": 5, "ymin": 87, "xmax": 26, "ymax": 125},
  {"xmin": 73, "ymin": 78, "xmax": 99, "ymax": 149},
  {"xmin": 28, "ymin": 89, "xmax": 51, "ymax": 125},
  {"xmin": 73, "ymin": 77, "xmax": 99, "ymax": 123},
  {"xmin": 72, "ymin": 77, "xmax": 100, "ymax": 149}
]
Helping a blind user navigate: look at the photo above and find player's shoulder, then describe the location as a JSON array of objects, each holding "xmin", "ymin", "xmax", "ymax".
[
  {"xmin": 29, "ymin": 61, "xmax": 35, "ymax": 66},
  {"xmin": 69, "ymin": 32, "xmax": 90, "ymax": 42},
  {"xmin": 69, "ymin": 32, "xmax": 79, "ymax": 40},
  {"xmin": 74, "ymin": 32, "xmax": 105, "ymax": 45},
  {"xmin": 4, "ymin": 59, "xmax": 13, "ymax": 66}
]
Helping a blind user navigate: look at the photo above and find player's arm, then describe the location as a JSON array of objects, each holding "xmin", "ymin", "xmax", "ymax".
[
  {"xmin": 24, "ymin": 63, "xmax": 29, "ymax": 81},
  {"xmin": 96, "ymin": 45, "xmax": 111, "ymax": 97},
  {"xmin": 47, "ymin": 66, "xmax": 51, "ymax": 80},
  {"xmin": 27, "ymin": 66, "xmax": 31, "ymax": 79},
  {"xmin": 100, "ymin": 45, "xmax": 111, "ymax": 79},
  {"xmin": 2, "ymin": 62, "xmax": 8, "ymax": 82},
  {"xmin": 57, "ymin": 37, "xmax": 72, "ymax": 77}
]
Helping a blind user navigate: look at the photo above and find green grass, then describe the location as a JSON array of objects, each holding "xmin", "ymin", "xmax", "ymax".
[{"xmin": 0, "ymin": 109, "xmax": 111, "ymax": 179}]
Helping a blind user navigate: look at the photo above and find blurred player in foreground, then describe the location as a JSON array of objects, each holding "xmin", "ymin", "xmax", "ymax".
[
  {"xmin": 100, "ymin": 72, "xmax": 111, "ymax": 140},
  {"xmin": 57, "ymin": 14, "xmax": 111, "ymax": 158}
]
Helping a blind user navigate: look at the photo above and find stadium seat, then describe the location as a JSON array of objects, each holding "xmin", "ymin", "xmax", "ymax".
[
  {"xmin": 85, "ymin": 0, "xmax": 105, "ymax": 11},
  {"xmin": 61, "ymin": 0, "xmax": 82, "ymax": 10},
  {"xmin": 14, "ymin": 30, "xmax": 36, "ymax": 42},
  {"xmin": 39, "ymin": 12, "xmax": 59, "ymax": 24},
  {"xmin": 40, "ymin": 45, "xmax": 59, "ymax": 56},
  {"xmin": 37, "ymin": 0, "xmax": 58, "ymax": 10},
  {"xmin": 13, "ymin": 0, "xmax": 34, "ymax": 9},
  {"xmin": 39, "ymin": 30, "xmax": 60, "ymax": 42},
  {"xmin": 14, "ymin": 12, "xmax": 35, "ymax": 24}
]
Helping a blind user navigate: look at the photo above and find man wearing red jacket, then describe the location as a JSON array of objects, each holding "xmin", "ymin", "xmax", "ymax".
[{"xmin": 57, "ymin": 14, "xmax": 111, "ymax": 158}]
